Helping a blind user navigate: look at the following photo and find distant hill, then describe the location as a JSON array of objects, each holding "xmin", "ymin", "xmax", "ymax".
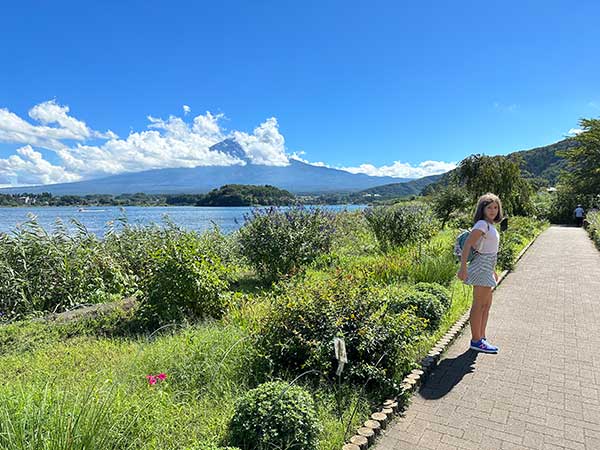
[
  {"xmin": 423, "ymin": 139, "xmax": 574, "ymax": 194},
  {"xmin": 196, "ymin": 184, "xmax": 296, "ymax": 206},
  {"xmin": 0, "ymin": 139, "xmax": 412, "ymax": 195},
  {"xmin": 507, "ymin": 139, "xmax": 574, "ymax": 185},
  {"xmin": 353, "ymin": 174, "xmax": 444, "ymax": 200}
]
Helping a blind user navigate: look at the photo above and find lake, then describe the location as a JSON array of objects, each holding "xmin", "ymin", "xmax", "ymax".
[{"xmin": 0, "ymin": 205, "xmax": 367, "ymax": 236}]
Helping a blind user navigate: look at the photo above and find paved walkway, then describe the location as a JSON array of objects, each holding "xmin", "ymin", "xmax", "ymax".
[{"xmin": 376, "ymin": 226, "xmax": 600, "ymax": 450}]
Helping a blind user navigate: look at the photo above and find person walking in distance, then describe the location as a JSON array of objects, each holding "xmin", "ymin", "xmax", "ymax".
[
  {"xmin": 457, "ymin": 193, "xmax": 503, "ymax": 353},
  {"xmin": 574, "ymin": 204, "xmax": 585, "ymax": 227}
]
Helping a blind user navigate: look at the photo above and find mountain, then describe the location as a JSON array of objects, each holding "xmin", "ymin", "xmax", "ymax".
[
  {"xmin": 422, "ymin": 139, "xmax": 573, "ymax": 194},
  {"xmin": 354, "ymin": 174, "xmax": 444, "ymax": 199},
  {"xmin": 0, "ymin": 140, "xmax": 413, "ymax": 195},
  {"xmin": 507, "ymin": 139, "xmax": 574, "ymax": 185}
]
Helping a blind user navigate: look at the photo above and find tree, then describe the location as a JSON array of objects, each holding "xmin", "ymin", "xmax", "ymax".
[
  {"xmin": 432, "ymin": 185, "xmax": 470, "ymax": 228},
  {"xmin": 455, "ymin": 154, "xmax": 533, "ymax": 216},
  {"xmin": 547, "ymin": 118, "xmax": 600, "ymax": 223},
  {"xmin": 559, "ymin": 118, "xmax": 600, "ymax": 198}
]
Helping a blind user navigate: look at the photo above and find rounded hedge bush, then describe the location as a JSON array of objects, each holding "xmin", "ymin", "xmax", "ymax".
[
  {"xmin": 390, "ymin": 290, "xmax": 445, "ymax": 332},
  {"xmin": 414, "ymin": 282, "xmax": 451, "ymax": 311},
  {"xmin": 228, "ymin": 381, "xmax": 320, "ymax": 450}
]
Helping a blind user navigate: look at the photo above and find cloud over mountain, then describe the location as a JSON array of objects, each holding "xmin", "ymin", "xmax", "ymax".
[{"xmin": 0, "ymin": 100, "xmax": 455, "ymax": 187}]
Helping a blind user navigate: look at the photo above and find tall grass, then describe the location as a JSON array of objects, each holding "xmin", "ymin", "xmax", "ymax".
[{"xmin": 0, "ymin": 384, "xmax": 142, "ymax": 450}]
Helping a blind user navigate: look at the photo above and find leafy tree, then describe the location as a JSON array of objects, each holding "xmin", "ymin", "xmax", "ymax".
[
  {"xmin": 432, "ymin": 185, "xmax": 470, "ymax": 228},
  {"xmin": 559, "ymin": 118, "xmax": 600, "ymax": 198},
  {"xmin": 455, "ymin": 154, "xmax": 533, "ymax": 216}
]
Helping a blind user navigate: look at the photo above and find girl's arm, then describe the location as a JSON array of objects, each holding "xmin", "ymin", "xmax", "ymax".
[{"xmin": 457, "ymin": 229, "xmax": 485, "ymax": 281}]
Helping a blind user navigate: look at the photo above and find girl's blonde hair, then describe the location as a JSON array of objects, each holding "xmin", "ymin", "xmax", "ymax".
[{"xmin": 473, "ymin": 193, "xmax": 503, "ymax": 224}]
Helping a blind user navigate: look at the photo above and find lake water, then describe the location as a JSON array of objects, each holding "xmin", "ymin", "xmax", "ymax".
[{"xmin": 0, "ymin": 205, "xmax": 366, "ymax": 236}]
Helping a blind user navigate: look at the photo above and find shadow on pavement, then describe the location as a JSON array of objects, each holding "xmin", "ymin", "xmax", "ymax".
[{"xmin": 419, "ymin": 350, "xmax": 480, "ymax": 400}]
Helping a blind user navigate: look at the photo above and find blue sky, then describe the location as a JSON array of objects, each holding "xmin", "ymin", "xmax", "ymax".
[{"xmin": 1, "ymin": 0, "xmax": 599, "ymax": 186}]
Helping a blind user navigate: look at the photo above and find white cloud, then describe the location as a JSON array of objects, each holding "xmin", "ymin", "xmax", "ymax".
[
  {"xmin": 28, "ymin": 100, "xmax": 92, "ymax": 139},
  {"xmin": 0, "ymin": 145, "xmax": 81, "ymax": 186},
  {"xmin": 0, "ymin": 101, "xmax": 115, "ymax": 152},
  {"xmin": 289, "ymin": 152, "xmax": 330, "ymax": 168},
  {"xmin": 0, "ymin": 101, "xmax": 294, "ymax": 186},
  {"xmin": 232, "ymin": 117, "xmax": 289, "ymax": 166},
  {"xmin": 568, "ymin": 128, "xmax": 584, "ymax": 136},
  {"xmin": 291, "ymin": 151, "xmax": 454, "ymax": 179},
  {"xmin": 0, "ymin": 100, "xmax": 454, "ymax": 187},
  {"xmin": 340, "ymin": 160, "xmax": 456, "ymax": 178}
]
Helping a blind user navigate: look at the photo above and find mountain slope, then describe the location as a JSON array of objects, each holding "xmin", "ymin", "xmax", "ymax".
[
  {"xmin": 0, "ymin": 157, "xmax": 412, "ymax": 196},
  {"xmin": 422, "ymin": 139, "xmax": 573, "ymax": 194},
  {"xmin": 353, "ymin": 174, "xmax": 443, "ymax": 199}
]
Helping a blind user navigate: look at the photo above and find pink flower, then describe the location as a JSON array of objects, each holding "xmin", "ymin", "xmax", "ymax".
[
  {"xmin": 157, "ymin": 373, "xmax": 167, "ymax": 381},
  {"xmin": 146, "ymin": 375, "xmax": 157, "ymax": 385}
]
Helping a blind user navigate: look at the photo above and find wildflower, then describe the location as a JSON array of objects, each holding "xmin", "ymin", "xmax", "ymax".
[
  {"xmin": 157, "ymin": 373, "xmax": 167, "ymax": 381},
  {"xmin": 146, "ymin": 375, "xmax": 157, "ymax": 385}
]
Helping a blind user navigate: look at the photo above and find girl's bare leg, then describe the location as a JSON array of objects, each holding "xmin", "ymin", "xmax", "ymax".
[
  {"xmin": 470, "ymin": 286, "xmax": 485, "ymax": 341},
  {"xmin": 480, "ymin": 287, "xmax": 493, "ymax": 338}
]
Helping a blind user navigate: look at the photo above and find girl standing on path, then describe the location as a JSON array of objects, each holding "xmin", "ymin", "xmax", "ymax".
[{"xmin": 457, "ymin": 193, "xmax": 503, "ymax": 353}]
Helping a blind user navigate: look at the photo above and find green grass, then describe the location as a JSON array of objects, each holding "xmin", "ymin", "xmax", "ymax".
[{"xmin": 0, "ymin": 211, "xmax": 547, "ymax": 449}]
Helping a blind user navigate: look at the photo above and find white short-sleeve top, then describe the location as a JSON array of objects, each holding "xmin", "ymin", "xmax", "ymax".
[{"xmin": 472, "ymin": 220, "xmax": 500, "ymax": 254}]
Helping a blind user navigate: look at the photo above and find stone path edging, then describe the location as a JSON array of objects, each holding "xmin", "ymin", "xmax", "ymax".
[{"xmin": 340, "ymin": 229, "xmax": 544, "ymax": 450}]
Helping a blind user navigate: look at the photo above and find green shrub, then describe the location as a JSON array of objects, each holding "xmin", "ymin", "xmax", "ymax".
[
  {"xmin": 0, "ymin": 218, "xmax": 129, "ymax": 320},
  {"xmin": 389, "ymin": 289, "xmax": 445, "ymax": 331},
  {"xmin": 414, "ymin": 282, "xmax": 451, "ymax": 310},
  {"xmin": 587, "ymin": 211, "xmax": 600, "ymax": 248},
  {"xmin": 447, "ymin": 212, "xmax": 473, "ymax": 230},
  {"xmin": 228, "ymin": 381, "xmax": 320, "ymax": 450},
  {"xmin": 258, "ymin": 273, "xmax": 426, "ymax": 391},
  {"xmin": 138, "ymin": 233, "xmax": 230, "ymax": 327},
  {"xmin": 364, "ymin": 204, "xmax": 439, "ymax": 251},
  {"xmin": 237, "ymin": 206, "xmax": 336, "ymax": 281},
  {"xmin": 410, "ymin": 252, "xmax": 458, "ymax": 285}
]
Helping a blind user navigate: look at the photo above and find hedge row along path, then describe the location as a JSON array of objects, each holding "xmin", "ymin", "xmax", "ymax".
[{"xmin": 375, "ymin": 226, "xmax": 600, "ymax": 450}]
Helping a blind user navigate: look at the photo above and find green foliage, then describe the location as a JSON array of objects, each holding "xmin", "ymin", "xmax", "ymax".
[
  {"xmin": 388, "ymin": 289, "xmax": 445, "ymax": 331},
  {"xmin": 228, "ymin": 381, "xmax": 320, "ymax": 450},
  {"xmin": 410, "ymin": 252, "xmax": 458, "ymax": 286},
  {"xmin": 0, "ymin": 384, "xmax": 143, "ymax": 450},
  {"xmin": 559, "ymin": 119, "xmax": 600, "ymax": 198},
  {"xmin": 497, "ymin": 239, "xmax": 519, "ymax": 271},
  {"xmin": 138, "ymin": 233, "xmax": 230, "ymax": 327},
  {"xmin": 0, "ymin": 217, "xmax": 130, "ymax": 320},
  {"xmin": 507, "ymin": 139, "xmax": 573, "ymax": 186},
  {"xmin": 586, "ymin": 211, "xmax": 600, "ymax": 249},
  {"xmin": 0, "ymin": 185, "xmax": 297, "ymax": 207},
  {"xmin": 497, "ymin": 216, "xmax": 547, "ymax": 271},
  {"xmin": 414, "ymin": 282, "xmax": 452, "ymax": 310},
  {"xmin": 197, "ymin": 184, "xmax": 297, "ymax": 206},
  {"xmin": 455, "ymin": 154, "xmax": 533, "ymax": 216},
  {"xmin": 432, "ymin": 186, "xmax": 470, "ymax": 228},
  {"xmin": 237, "ymin": 206, "xmax": 336, "ymax": 281},
  {"xmin": 364, "ymin": 203, "xmax": 439, "ymax": 251},
  {"xmin": 0, "ymin": 217, "xmax": 234, "ymax": 324},
  {"xmin": 544, "ymin": 186, "xmax": 599, "ymax": 224},
  {"xmin": 258, "ymin": 273, "xmax": 426, "ymax": 391}
]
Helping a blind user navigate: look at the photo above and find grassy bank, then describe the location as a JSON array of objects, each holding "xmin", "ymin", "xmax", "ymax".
[{"xmin": 0, "ymin": 207, "xmax": 547, "ymax": 449}]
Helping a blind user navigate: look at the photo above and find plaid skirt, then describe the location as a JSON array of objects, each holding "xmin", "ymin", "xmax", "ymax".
[{"xmin": 465, "ymin": 252, "xmax": 497, "ymax": 287}]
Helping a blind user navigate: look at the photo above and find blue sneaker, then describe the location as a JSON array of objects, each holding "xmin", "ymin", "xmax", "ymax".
[
  {"xmin": 482, "ymin": 338, "xmax": 499, "ymax": 353},
  {"xmin": 470, "ymin": 339, "xmax": 498, "ymax": 353}
]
